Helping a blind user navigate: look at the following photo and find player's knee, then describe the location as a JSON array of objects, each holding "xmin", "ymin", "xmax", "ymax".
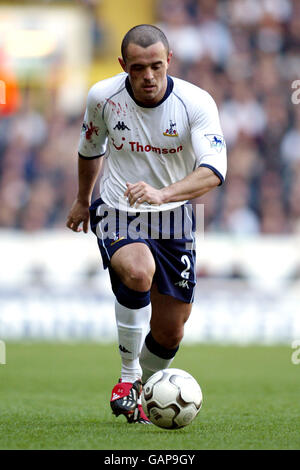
[{"xmin": 124, "ymin": 265, "xmax": 154, "ymax": 292}]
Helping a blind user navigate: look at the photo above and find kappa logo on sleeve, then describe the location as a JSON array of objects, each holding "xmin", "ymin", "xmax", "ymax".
[
  {"xmin": 81, "ymin": 122, "xmax": 88, "ymax": 133},
  {"xmin": 81, "ymin": 121, "xmax": 99, "ymax": 140},
  {"xmin": 205, "ymin": 134, "xmax": 226, "ymax": 152}
]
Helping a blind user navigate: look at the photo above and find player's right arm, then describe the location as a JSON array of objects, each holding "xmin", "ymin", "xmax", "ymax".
[
  {"xmin": 66, "ymin": 82, "xmax": 108, "ymax": 233},
  {"xmin": 66, "ymin": 157, "xmax": 103, "ymax": 233}
]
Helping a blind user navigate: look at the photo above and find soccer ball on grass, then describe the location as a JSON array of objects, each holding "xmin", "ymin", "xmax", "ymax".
[{"xmin": 141, "ymin": 368, "xmax": 203, "ymax": 429}]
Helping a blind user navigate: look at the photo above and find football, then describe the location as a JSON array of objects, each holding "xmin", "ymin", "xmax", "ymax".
[{"xmin": 141, "ymin": 368, "xmax": 203, "ymax": 429}]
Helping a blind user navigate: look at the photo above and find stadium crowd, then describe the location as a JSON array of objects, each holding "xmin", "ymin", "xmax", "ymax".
[{"xmin": 0, "ymin": 0, "xmax": 300, "ymax": 234}]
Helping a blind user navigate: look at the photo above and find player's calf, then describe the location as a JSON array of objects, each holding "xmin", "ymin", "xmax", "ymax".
[{"xmin": 140, "ymin": 331, "xmax": 179, "ymax": 384}]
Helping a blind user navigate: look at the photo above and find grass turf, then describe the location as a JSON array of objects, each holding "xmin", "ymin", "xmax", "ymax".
[{"xmin": 0, "ymin": 342, "xmax": 299, "ymax": 450}]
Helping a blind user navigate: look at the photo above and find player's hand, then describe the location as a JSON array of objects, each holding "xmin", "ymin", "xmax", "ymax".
[
  {"xmin": 66, "ymin": 199, "xmax": 90, "ymax": 233},
  {"xmin": 124, "ymin": 181, "xmax": 165, "ymax": 208}
]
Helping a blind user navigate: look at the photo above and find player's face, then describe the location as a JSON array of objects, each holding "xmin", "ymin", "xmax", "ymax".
[{"xmin": 119, "ymin": 42, "xmax": 172, "ymax": 106}]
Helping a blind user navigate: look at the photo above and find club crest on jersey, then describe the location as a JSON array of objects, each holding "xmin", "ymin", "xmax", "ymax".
[
  {"xmin": 205, "ymin": 134, "xmax": 225, "ymax": 153},
  {"xmin": 163, "ymin": 120, "xmax": 179, "ymax": 137}
]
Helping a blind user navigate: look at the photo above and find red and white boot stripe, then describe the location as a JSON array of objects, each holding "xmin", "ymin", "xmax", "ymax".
[{"xmin": 110, "ymin": 382, "xmax": 135, "ymax": 402}]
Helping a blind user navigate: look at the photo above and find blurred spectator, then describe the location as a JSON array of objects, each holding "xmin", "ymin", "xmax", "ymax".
[
  {"xmin": 0, "ymin": 0, "xmax": 300, "ymax": 234},
  {"xmin": 157, "ymin": 0, "xmax": 299, "ymax": 235}
]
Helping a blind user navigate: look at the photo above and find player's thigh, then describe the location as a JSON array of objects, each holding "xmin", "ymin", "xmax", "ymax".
[
  {"xmin": 150, "ymin": 283, "xmax": 192, "ymax": 348},
  {"xmin": 110, "ymin": 242, "xmax": 156, "ymax": 291}
]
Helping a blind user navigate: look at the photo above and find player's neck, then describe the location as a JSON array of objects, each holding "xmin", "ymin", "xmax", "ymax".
[{"xmin": 125, "ymin": 76, "xmax": 173, "ymax": 108}]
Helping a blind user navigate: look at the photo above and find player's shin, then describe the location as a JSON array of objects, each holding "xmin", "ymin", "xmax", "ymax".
[
  {"xmin": 140, "ymin": 331, "xmax": 179, "ymax": 383},
  {"xmin": 114, "ymin": 285, "xmax": 151, "ymax": 383}
]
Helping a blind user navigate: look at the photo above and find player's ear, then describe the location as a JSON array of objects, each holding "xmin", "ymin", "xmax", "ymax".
[
  {"xmin": 118, "ymin": 56, "xmax": 127, "ymax": 72},
  {"xmin": 167, "ymin": 50, "xmax": 173, "ymax": 68}
]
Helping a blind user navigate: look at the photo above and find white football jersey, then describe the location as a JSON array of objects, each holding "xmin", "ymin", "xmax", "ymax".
[{"xmin": 78, "ymin": 72, "xmax": 227, "ymax": 212}]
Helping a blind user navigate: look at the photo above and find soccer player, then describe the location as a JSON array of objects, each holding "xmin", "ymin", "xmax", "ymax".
[{"xmin": 66, "ymin": 24, "xmax": 227, "ymax": 424}]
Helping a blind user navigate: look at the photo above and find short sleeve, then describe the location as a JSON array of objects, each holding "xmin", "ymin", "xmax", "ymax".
[
  {"xmin": 190, "ymin": 91, "xmax": 227, "ymax": 184},
  {"xmin": 78, "ymin": 85, "xmax": 108, "ymax": 159}
]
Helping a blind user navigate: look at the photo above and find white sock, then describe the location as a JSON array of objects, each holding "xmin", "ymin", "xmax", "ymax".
[
  {"xmin": 139, "ymin": 342, "xmax": 175, "ymax": 383},
  {"xmin": 115, "ymin": 299, "xmax": 151, "ymax": 383}
]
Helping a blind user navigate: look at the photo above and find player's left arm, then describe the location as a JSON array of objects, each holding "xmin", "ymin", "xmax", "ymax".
[
  {"xmin": 161, "ymin": 165, "xmax": 220, "ymax": 202},
  {"xmin": 125, "ymin": 166, "xmax": 220, "ymax": 207}
]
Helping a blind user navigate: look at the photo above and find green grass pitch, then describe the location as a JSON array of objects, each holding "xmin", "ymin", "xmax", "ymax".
[{"xmin": 0, "ymin": 342, "xmax": 299, "ymax": 450}]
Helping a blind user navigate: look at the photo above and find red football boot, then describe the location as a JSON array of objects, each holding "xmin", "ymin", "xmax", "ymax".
[{"xmin": 110, "ymin": 379, "xmax": 151, "ymax": 424}]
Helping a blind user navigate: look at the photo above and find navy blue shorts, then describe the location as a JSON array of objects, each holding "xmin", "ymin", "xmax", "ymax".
[{"xmin": 89, "ymin": 198, "xmax": 196, "ymax": 303}]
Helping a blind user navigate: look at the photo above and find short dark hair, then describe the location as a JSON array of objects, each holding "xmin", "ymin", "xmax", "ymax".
[{"xmin": 121, "ymin": 24, "xmax": 169, "ymax": 62}]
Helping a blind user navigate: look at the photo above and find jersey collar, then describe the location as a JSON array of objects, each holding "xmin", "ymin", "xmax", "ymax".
[{"xmin": 125, "ymin": 75, "xmax": 174, "ymax": 108}]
